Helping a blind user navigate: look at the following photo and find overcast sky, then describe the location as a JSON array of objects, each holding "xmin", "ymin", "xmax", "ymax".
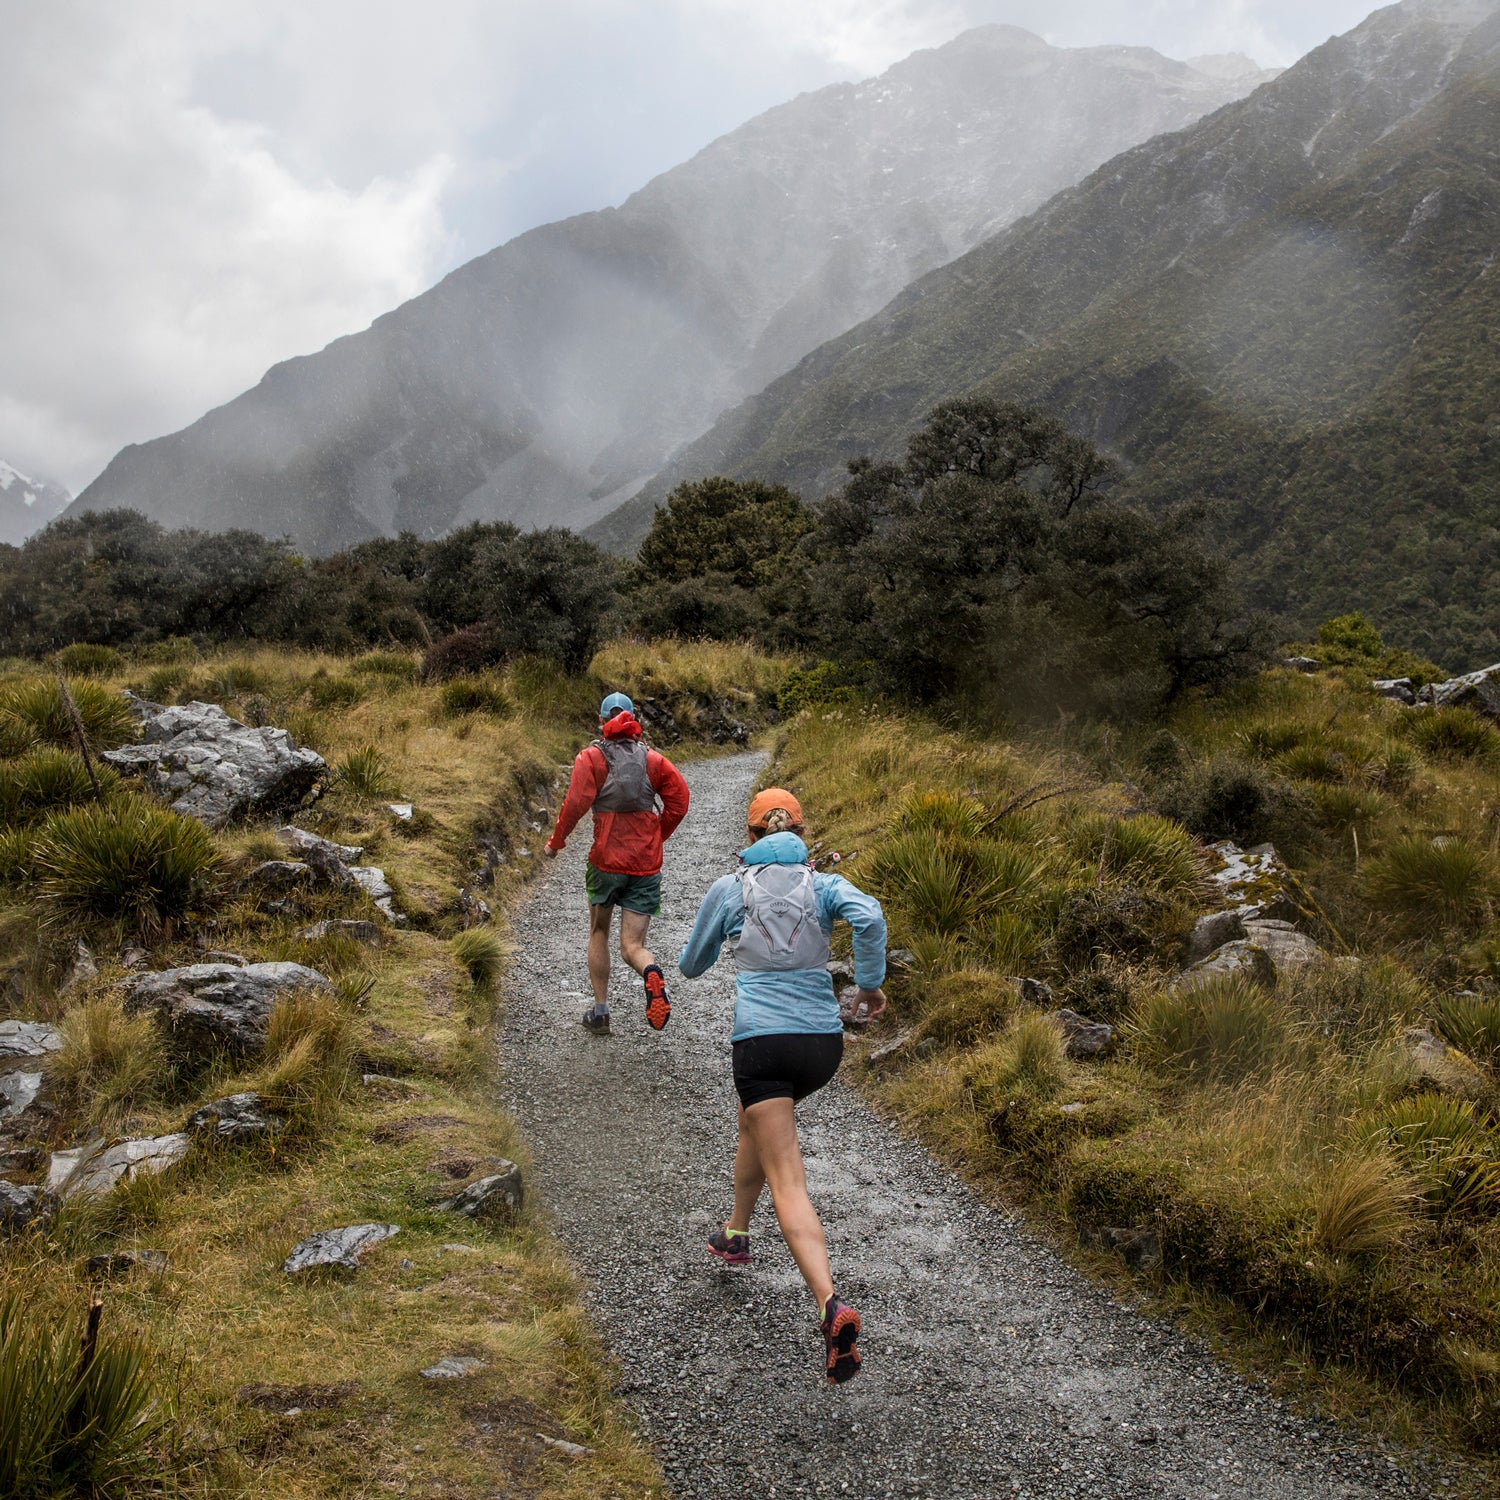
[{"xmin": 1, "ymin": 0, "xmax": 1380, "ymax": 495}]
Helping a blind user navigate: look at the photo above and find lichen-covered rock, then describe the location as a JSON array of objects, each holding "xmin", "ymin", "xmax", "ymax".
[
  {"xmin": 0, "ymin": 1071, "xmax": 44, "ymax": 1122},
  {"xmin": 1242, "ymin": 918, "xmax": 1323, "ymax": 974},
  {"xmin": 1372, "ymin": 677, "xmax": 1417, "ymax": 705},
  {"xmin": 0, "ymin": 1180, "xmax": 54, "ymax": 1236},
  {"xmin": 241, "ymin": 860, "xmax": 313, "ymax": 894},
  {"xmin": 1404, "ymin": 1028, "xmax": 1487, "ymax": 1097},
  {"xmin": 125, "ymin": 961, "xmax": 334, "ymax": 1057},
  {"xmin": 0, "ymin": 1020, "xmax": 61, "ymax": 1074},
  {"xmin": 1049, "ymin": 1009, "xmax": 1116, "ymax": 1060},
  {"xmin": 1172, "ymin": 940, "xmax": 1276, "ymax": 991},
  {"xmin": 103, "ymin": 695, "xmax": 324, "ymax": 826},
  {"xmin": 299, "ymin": 919, "xmax": 381, "ymax": 944},
  {"xmin": 1182, "ymin": 910, "xmax": 1246, "ymax": 965},
  {"xmin": 1208, "ymin": 841, "xmax": 1302, "ymax": 922},
  {"xmin": 283, "ymin": 1222, "xmax": 400, "ymax": 1274},
  {"xmin": 1429, "ymin": 663, "xmax": 1500, "ymax": 722},
  {"xmin": 444, "ymin": 1163, "xmax": 524, "ymax": 1221},
  {"xmin": 186, "ymin": 1092, "xmax": 288, "ymax": 1141},
  {"xmin": 47, "ymin": 1134, "xmax": 190, "ymax": 1200}
]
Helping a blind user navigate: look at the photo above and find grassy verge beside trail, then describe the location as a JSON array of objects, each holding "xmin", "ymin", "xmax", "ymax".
[
  {"xmin": 0, "ymin": 640, "xmax": 787, "ymax": 1498},
  {"xmin": 772, "ymin": 666, "xmax": 1500, "ymax": 1471}
]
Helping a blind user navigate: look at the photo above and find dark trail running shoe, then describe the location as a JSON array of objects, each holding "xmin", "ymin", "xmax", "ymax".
[
  {"xmin": 581, "ymin": 1006, "xmax": 611, "ymax": 1035},
  {"xmin": 706, "ymin": 1224, "xmax": 751, "ymax": 1265},
  {"xmin": 643, "ymin": 965, "xmax": 671, "ymax": 1031},
  {"xmin": 820, "ymin": 1295, "xmax": 862, "ymax": 1385}
]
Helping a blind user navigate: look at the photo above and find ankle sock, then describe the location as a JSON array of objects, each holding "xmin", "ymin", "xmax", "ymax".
[{"xmin": 724, "ymin": 1224, "xmax": 748, "ymax": 1240}]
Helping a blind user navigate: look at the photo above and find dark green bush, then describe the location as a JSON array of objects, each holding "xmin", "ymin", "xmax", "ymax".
[
  {"xmin": 777, "ymin": 660, "xmax": 866, "ymax": 718},
  {"xmin": 1154, "ymin": 752, "xmax": 1311, "ymax": 848}
]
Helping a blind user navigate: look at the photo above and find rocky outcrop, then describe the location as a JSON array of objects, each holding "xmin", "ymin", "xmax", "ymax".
[
  {"xmin": 47, "ymin": 1133, "xmax": 190, "ymax": 1199},
  {"xmin": 1420, "ymin": 663, "xmax": 1500, "ymax": 721},
  {"xmin": 1050, "ymin": 1009, "xmax": 1116, "ymax": 1060},
  {"xmin": 1208, "ymin": 841, "xmax": 1302, "ymax": 923},
  {"xmin": 0, "ymin": 1020, "xmax": 61, "ymax": 1073},
  {"xmin": 0, "ymin": 1180, "xmax": 54, "ymax": 1236},
  {"xmin": 444, "ymin": 1164, "xmax": 524, "ymax": 1221},
  {"xmin": 1173, "ymin": 940, "xmax": 1277, "ymax": 991},
  {"xmin": 103, "ymin": 696, "xmax": 324, "ymax": 826},
  {"xmin": 0, "ymin": 1070, "xmax": 44, "ymax": 1123},
  {"xmin": 283, "ymin": 1222, "xmax": 400, "ymax": 1274},
  {"xmin": 186, "ymin": 1092, "xmax": 288, "ymax": 1141},
  {"xmin": 1404, "ymin": 1027, "xmax": 1487, "ymax": 1097},
  {"xmin": 1241, "ymin": 918, "xmax": 1323, "ymax": 974},
  {"xmin": 125, "ymin": 961, "xmax": 334, "ymax": 1057},
  {"xmin": 1372, "ymin": 677, "xmax": 1417, "ymax": 705}
]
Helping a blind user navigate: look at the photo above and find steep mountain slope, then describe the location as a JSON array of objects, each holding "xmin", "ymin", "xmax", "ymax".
[
  {"xmin": 67, "ymin": 29, "xmax": 1270, "ymax": 553},
  {"xmin": 611, "ymin": 0, "xmax": 1500, "ymax": 667},
  {"xmin": 0, "ymin": 459, "xmax": 70, "ymax": 546}
]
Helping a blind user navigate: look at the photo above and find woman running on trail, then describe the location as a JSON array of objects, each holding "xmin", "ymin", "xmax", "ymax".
[{"xmin": 677, "ymin": 788, "xmax": 887, "ymax": 1384}]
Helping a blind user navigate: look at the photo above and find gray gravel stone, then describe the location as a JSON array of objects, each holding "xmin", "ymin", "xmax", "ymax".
[{"xmin": 502, "ymin": 752, "xmax": 1428, "ymax": 1499}]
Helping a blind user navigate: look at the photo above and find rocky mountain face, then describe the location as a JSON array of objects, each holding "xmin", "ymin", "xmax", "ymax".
[
  {"xmin": 67, "ymin": 29, "xmax": 1271, "ymax": 553},
  {"xmin": 612, "ymin": 0, "xmax": 1500, "ymax": 668},
  {"xmin": 0, "ymin": 460, "xmax": 70, "ymax": 547}
]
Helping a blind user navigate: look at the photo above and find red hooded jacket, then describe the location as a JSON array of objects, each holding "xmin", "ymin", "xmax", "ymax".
[{"xmin": 545, "ymin": 713, "xmax": 689, "ymax": 876}]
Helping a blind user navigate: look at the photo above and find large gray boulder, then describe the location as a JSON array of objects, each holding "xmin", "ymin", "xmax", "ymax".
[
  {"xmin": 47, "ymin": 1134, "xmax": 190, "ymax": 1200},
  {"xmin": 1172, "ymin": 940, "xmax": 1276, "ymax": 991},
  {"xmin": 102, "ymin": 696, "xmax": 324, "ymax": 826},
  {"xmin": 1372, "ymin": 677, "xmax": 1417, "ymax": 705},
  {"xmin": 0, "ymin": 1020, "xmax": 60, "ymax": 1075},
  {"xmin": 1427, "ymin": 663, "xmax": 1500, "ymax": 721},
  {"xmin": 1241, "ymin": 918, "xmax": 1323, "ymax": 974},
  {"xmin": 124, "ymin": 961, "xmax": 334, "ymax": 1057}
]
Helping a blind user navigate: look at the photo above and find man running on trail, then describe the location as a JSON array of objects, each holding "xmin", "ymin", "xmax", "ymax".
[
  {"xmin": 544, "ymin": 692, "xmax": 689, "ymax": 1034},
  {"xmin": 676, "ymin": 788, "xmax": 887, "ymax": 1384}
]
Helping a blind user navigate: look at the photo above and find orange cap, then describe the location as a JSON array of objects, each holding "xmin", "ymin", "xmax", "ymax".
[{"xmin": 747, "ymin": 787, "xmax": 803, "ymax": 832}]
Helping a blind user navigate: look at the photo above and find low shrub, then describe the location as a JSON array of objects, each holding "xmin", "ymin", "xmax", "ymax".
[
  {"xmin": 134, "ymin": 635, "xmax": 196, "ymax": 663},
  {"xmin": 1308, "ymin": 1151, "xmax": 1413, "ymax": 1260},
  {"xmin": 1154, "ymin": 752, "xmax": 1311, "ymax": 849},
  {"xmin": 964, "ymin": 1011, "xmax": 1069, "ymax": 1102},
  {"xmin": 335, "ymin": 746, "xmax": 396, "ymax": 801},
  {"xmin": 452, "ymin": 927, "xmax": 504, "ymax": 993},
  {"xmin": 422, "ymin": 623, "xmax": 502, "ymax": 682},
  {"xmin": 1437, "ymin": 992, "xmax": 1500, "ymax": 1065},
  {"xmin": 0, "ymin": 678, "xmax": 136, "ymax": 756},
  {"xmin": 204, "ymin": 661, "xmax": 272, "ymax": 699},
  {"xmin": 1403, "ymin": 707, "xmax": 1500, "ymax": 763},
  {"xmin": 914, "ymin": 970, "xmax": 1015, "ymax": 1048},
  {"xmin": 777, "ymin": 660, "xmax": 865, "ymax": 718},
  {"xmin": 1130, "ymin": 972, "xmax": 1287, "ymax": 1082},
  {"xmin": 0, "ymin": 750, "xmax": 119, "ymax": 828},
  {"xmin": 1048, "ymin": 883, "xmax": 1175, "ymax": 971},
  {"xmin": 1363, "ymin": 835, "xmax": 1496, "ymax": 931},
  {"xmin": 51, "ymin": 998, "xmax": 164, "ymax": 1127},
  {"xmin": 438, "ymin": 678, "xmax": 512, "ymax": 719},
  {"xmin": 0, "ymin": 1291, "xmax": 167, "ymax": 1495},
  {"xmin": 52, "ymin": 642, "xmax": 124, "ymax": 676},
  {"xmin": 31, "ymin": 795, "xmax": 221, "ymax": 935}
]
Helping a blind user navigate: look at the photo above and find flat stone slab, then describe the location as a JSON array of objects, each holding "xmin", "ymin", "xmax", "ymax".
[
  {"xmin": 48, "ymin": 1134, "xmax": 190, "ymax": 1200},
  {"xmin": 419, "ymin": 1356, "xmax": 486, "ymax": 1379},
  {"xmin": 0, "ymin": 1071, "xmax": 44, "ymax": 1121},
  {"xmin": 278, "ymin": 826, "xmax": 364, "ymax": 862},
  {"xmin": 283, "ymin": 1222, "xmax": 400, "ymax": 1274},
  {"xmin": 104, "ymin": 696, "xmax": 325, "ymax": 827},
  {"xmin": 299, "ymin": 919, "xmax": 382, "ymax": 944},
  {"xmin": 1171, "ymin": 939, "xmax": 1275, "ymax": 991},
  {"xmin": 125, "ymin": 961, "xmax": 334, "ymax": 1057},
  {"xmin": 348, "ymin": 865, "xmax": 404, "ymax": 923},
  {"xmin": 0, "ymin": 1020, "xmax": 61, "ymax": 1073},
  {"xmin": 186, "ymin": 1092, "xmax": 288, "ymax": 1141}
]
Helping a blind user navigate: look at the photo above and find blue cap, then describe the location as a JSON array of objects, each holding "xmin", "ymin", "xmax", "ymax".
[{"xmin": 600, "ymin": 691, "xmax": 634, "ymax": 720}]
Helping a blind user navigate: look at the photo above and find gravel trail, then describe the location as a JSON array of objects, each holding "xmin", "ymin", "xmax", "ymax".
[{"xmin": 502, "ymin": 752, "xmax": 1441, "ymax": 1499}]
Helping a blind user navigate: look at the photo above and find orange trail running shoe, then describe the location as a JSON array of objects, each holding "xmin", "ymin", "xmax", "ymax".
[
  {"xmin": 820, "ymin": 1294, "xmax": 862, "ymax": 1385},
  {"xmin": 643, "ymin": 964, "xmax": 671, "ymax": 1031}
]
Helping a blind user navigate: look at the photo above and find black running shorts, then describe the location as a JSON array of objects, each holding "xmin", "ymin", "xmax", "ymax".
[{"xmin": 731, "ymin": 1032, "xmax": 844, "ymax": 1109}]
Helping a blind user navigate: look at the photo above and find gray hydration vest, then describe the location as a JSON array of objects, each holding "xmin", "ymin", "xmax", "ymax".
[
  {"xmin": 733, "ymin": 861, "xmax": 830, "ymax": 972},
  {"xmin": 592, "ymin": 736, "xmax": 658, "ymax": 814}
]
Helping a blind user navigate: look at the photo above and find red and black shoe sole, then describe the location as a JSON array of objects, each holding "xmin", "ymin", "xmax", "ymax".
[
  {"xmin": 644, "ymin": 970, "xmax": 671, "ymax": 1030},
  {"xmin": 823, "ymin": 1304, "xmax": 862, "ymax": 1384}
]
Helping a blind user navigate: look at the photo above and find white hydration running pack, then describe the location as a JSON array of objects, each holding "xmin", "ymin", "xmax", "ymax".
[{"xmin": 732, "ymin": 862, "xmax": 830, "ymax": 972}]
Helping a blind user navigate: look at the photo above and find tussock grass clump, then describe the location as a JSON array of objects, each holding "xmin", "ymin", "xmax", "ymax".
[
  {"xmin": 452, "ymin": 927, "xmax": 504, "ymax": 992},
  {"xmin": 1065, "ymin": 811, "xmax": 1204, "ymax": 894},
  {"xmin": 140, "ymin": 664, "xmax": 192, "ymax": 703},
  {"xmin": 1363, "ymin": 835, "xmax": 1496, "ymax": 931},
  {"xmin": 1309, "ymin": 1151, "xmax": 1413, "ymax": 1260},
  {"xmin": 914, "ymin": 970, "xmax": 1015, "ymax": 1048},
  {"xmin": 248, "ymin": 990, "xmax": 357, "ymax": 1125},
  {"xmin": 592, "ymin": 637, "xmax": 789, "ymax": 703},
  {"xmin": 1364, "ymin": 1092, "xmax": 1500, "ymax": 1217},
  {"xmin": 0, "ymin": 1292, "xmax": 168, "ymax": 1496},
  {"xmin": 1403, "ymin": 707, "xmax": 1500, "ymax": 763},
  {"xmin": 1309, "ymin": 782, "xmax": 1386, "ymax": 832},
  {"xmin": 0, "ymin": 749, "xmax": 119, "ymax": 828},
  {"xmin": 1438, "ymin": 992, "xmax": 1500, "ymax": 1066},
  {"xmin": 351, "ymin": 651, "xmax": 419, "ymax": 683},
  {"xmin": 31, "ymin": 795, "xmax": 221, "ymax": 934},
  {"xmin": 204, "ymin": 661, "xmax": 272, "ymax": 699},
  {"xmin": 1278, "ymin": 956, "xmax": 1428, "ymax": 1040},
  {"xmin": 0, "ymin": 677, "xmax": 136, "ymax": 756},
  {"xmin": 893, "ymin": 791, "xmax": 986, "ymax": 840},
  {"xmin": 965, "ymin": 1012, "xmax": 1068, "ymax": 1102},
  {"xmin": 1130, "ymin": 973, "xmax": 1288, "ymax": 1082},
  {"xmin": 52, "ymin": 642, "xmax": 124, "ymax": 676},
  {"xmin": 438, "ymin": 679, "xmax": 512, "ymax": 720},
  {"xmin": 335, "ymin": 745, "xmax": 396, "ymax": 800},
  {"xmin": 51, "ymin": 998, "xmax": 165, "ymax": 1128},
  {"xmin": 0, "ymin": 828, "xmax": 34, "ymax": 885},
  {"xmin": 307, "ymin": 674, "xmax": 364, "ymax": 709}
]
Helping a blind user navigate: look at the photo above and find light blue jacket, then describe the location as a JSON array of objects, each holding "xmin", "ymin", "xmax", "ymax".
[{"xmin": 677, "ymin": 832, "xmax": 887, "ymax": 1042}]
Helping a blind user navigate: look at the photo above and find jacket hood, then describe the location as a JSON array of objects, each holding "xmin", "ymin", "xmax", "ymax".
[
  {"xmin": 740, "ymin": 831, "xmax": 809, "ymax": 865},
  {"xmin": 601, "ymin": 711, "xmax": 643, "ymax": 740}
]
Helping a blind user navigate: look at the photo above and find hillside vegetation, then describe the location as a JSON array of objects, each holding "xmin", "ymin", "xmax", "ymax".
[
  {"xmin": 0, "ymin": 640, "xmax": 782, "ymax": 1498},
  {"xmin": 771, "ymin": 647, "xmax": 1500, "ymax": 1460}
]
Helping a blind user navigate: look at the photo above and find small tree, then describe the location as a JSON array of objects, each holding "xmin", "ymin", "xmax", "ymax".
[{"xmin": 634, "ymin": 477, "xmax": 815, "ymax": 588}]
